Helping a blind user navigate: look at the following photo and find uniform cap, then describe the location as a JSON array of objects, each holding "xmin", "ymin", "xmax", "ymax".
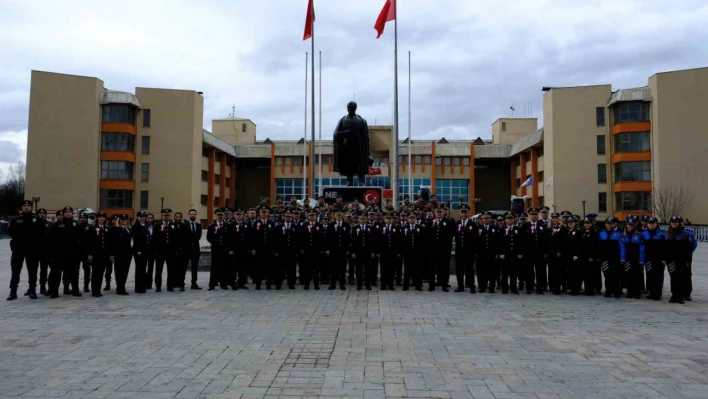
[
  {"xmin": 399, "ymin": 211, "xmax": 407, "ymax": 217},
  {"xmin": 22, "ymin": 199, "xmax": 33, "ymax": 206},
  {"xmin": 434, "ymin": 208, "xmax": 443, "ymax": 213},
  {"xmin": 37, "ymin": 208, "xmax": 47, "ymax": 214},
  {"xmin": 322, "ymin": 215, "xmax": 331, "ymax": 220},
  {"xmin": 223, "ymin": 208, "xmax": 232, "ymax": 214},
  {"xmin": 119, "ymin": 214, "xmax": 129, "ymax": 220},
  {"xmin": 567, "ymin": 216, "xmax": 578, "ymax": 223},
  {"xmin": 519, "ymin": 213, "xmax": 528, "ymax": 219},
  {"xmin": 351, "ymin": 213, "xmax": 359, "ymax": 219},
  {"xmin": 670, "ymin": 215, "xmax": 683, "ymax": 222},
  {"xmin": 527, "ymin": 208, "xmax": 539, "ymax": 214},
  {"xmin": 481, "ymin": 211, "xmax": 493, "ymax": 218},
  {"xmin": 585, "ymin": 213, "xmax": 598, "ymax": 221},
  {"xmin": 641, "ymin": 215, "xmax": 649, "ymax": 222},
  {"xmin": 283, "ymin": 211, "xmax": 293, "ymax": 217},
  {"xmin": 259, "ymin": 208, "xmax": 269, "ymax": 213},
  {"xmin": 234, "ymin": 210, "xmax": 244, "ymax": 215},
  {"xmin": 626, "ymin": 218, "xmax": 635, "ymax": 225},
  {"xmin": 96, "ymin": 211, "xmax": 107, "ymax": 218},
  {"xmin": 540, "ymin": 206, "xmax": 550, "ymax": 212},
  {"xmin": 137, "ymin": 211, "xmax": 147, "ymax": 217},
  {"xmin": 560, "ymin": 211, "xmax": 572, "ymax": 217},
  {"xmin": 647, "ymin": 217, "xmax": 658, "ymax": 223},
  {"xmin": 459, "ymin": 204, "xmax": 470, "ymax": 211},
  {"xmin": 407, "ymin": 213, "xmax": 416, "ymax": 219},
  {"xmin": 62, "ymin": 206, "xmax": 73, "ymax": 212},
  {"xmin": 496, "ymin": 216, "xmax": 504, "ymax": 221},
  {"xmin": 551, "ymin": 212, "xmax": 560, "ymax": 219},
  {"xmin": 161, "ymin": 208, "xmax": 172, "ymax": 214},
  {"xmin": 504, "ymin": 212, "xmax": 515, "ymax": 219},
  {"xmin": 605, "ymin": 216, "xmax": 617, "ymax": 223},
  {"xmin": 55, "ymin": 210, "xmax": 63, "ymax": 217},
  {"xmin": 80, "ymin": 212, "xmax": 88, "ymax": 218},
  {"xmin": 307, "ymin": 210, "xmax": 316, "ymax": 215},
  {"xmin": 214, "ymin": 208, "xmax": 224, "ymax": 215}
]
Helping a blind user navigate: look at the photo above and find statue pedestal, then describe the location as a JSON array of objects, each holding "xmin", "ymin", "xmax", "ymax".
[{"xmin": 322, "ymin": 186, "xmax": 383, "ymax": 207}]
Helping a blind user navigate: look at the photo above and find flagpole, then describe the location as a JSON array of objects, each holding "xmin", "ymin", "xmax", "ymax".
[
  {"xmin": 318, "ymin": 50, "xmax": 322, "ymax": 196},
  {"xmin": 407, "ymin": 50, "xmax": 412, "ymax": 202},
  {"xmin": 391, "ymin": 3, "xmax": 399, "ymax": 209},
  {"xmin": 303, "ymin": 51, "xmax": 308, "ymax": 200},
  {"xmin": 310, "ymin": 6, "xmax": 316, "ymax": 200}
]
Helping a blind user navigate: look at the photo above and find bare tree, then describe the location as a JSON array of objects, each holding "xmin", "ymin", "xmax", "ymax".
[
  {"xmin": 652, "ymin": 184, "xmax": 694, "ymax": 223},
  {"xmin": 5, "ymin": 161, "xmax": 25, "ymax": 194},
  {"xmin": 0, "ymin": 161, "xmax": 25, "ymax": 215}
]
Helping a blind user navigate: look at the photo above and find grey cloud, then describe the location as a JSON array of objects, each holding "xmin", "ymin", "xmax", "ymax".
[{"xmin": 0, "ymin": 141, "xmax": 24, "ymax": 163}]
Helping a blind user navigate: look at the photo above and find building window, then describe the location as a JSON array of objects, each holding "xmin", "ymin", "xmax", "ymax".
[
  {"xmin": 398, "ymin": 178, "xmax": 432, "ymax": 199},
  {"xmin": 242, "ymin": 123, "xmax": 247, "ymax": 133},
  {"xmin": 101, "ymin": 161, "xmax": 134, "ymax": 180},
  {"xmin": 141, "ymin": 136, "xmax": 150, "ymax": 155},
  {"xmin": 501, "ymin": 122, "xmax": 507, "ymax": 132},
  {"xmin": 100, "ymin": 189, "xmax": 133, "ymax": 208},
  {"xmin": 140, "ymin": 163, "xmax": 149, "ymax": 182},
  {"xmin": 614, "ymin": 192, "xmax": 651, "ymax": 211},
  {"xmin": 598, "ymin": 192, "xmax": 607, "ymax": 212},
  {"xmin": 614, "ymin": 161, "xmax": 651, "ymax": 182},
  {"xmin": 284, "ymin": 157, "xmax": 291, "ymax": 166},
  {"xmin": 226, "ymin": 177, "xmax": 230, "ymax": 188},
  {"xmin": 614, "ymin": 132, "xmax": 650, "ymax": 152},
  {"xmin": 596, "ymin": 107, "xmax": 605, "ymax": 126},
  {"xmin": 101, "ymin": 133, "xmax": 135, "ymax": 152},
  {"xmin": 293, "ymin": 157, "xmax": 302, "ymax": 166},
  {"xmin": 597, "ymin": 164, "xmax": 607, "ymax": 184},
  {"xmin": 142, "ymin": 109, "xmax": 151, "ymax": 127},
  {"xmin": 596, "ymin": 135, "xmax": 605, "ymax": 155},
  {"xmin": 453, "ymin": 158, "xmax": 461, "ymax": 166},
  {"xmin": 102, "ymin": 105, "xmax": 137, "ymax": 125},
  {"xmin": 435, "ymin": 157, "xmax": 442, "ymax": 166},
  {"xmin": 202, "ymin": 147, "xmax": 210, "ymax": 157},
  {"xmin": 140, "ymin": 191, "xmax": 149, "ymax": 209},
  {"xmin": 463, "ymin": 157, "xmax": 470, "ymax": 166},
  {"xmin": 226, "ymin": 157, "xmax": 234, "ymax": 166},
  {"xmin": 539, "ymin": 196, "xmax": 544, "ymax": 207},
  {"xmin": 214, "ymin": 197, "xmax": 220, "ymax": 206},
  {"xmin": 200, "ymin": 195, "xmax": 207, "ymax": 205},
  {"xmin": 434, "ymin": 179, "xmax": 469, "ymax": 209},
  {"xmin": 423, "ymin": 156, "xmax": 431, "ymax": 165},
  {"xmin": 372, "ymin": 156, "xmax": 387, "ymax": 166},
  {"xmin": 614, "ymin": 102, "xmax": 650, "ymax": 123},
  {"xmin": 275, "ymin": 178, "xmax": 307, "ymax": 198},
  {"xmin": 201, "ymin": 170, "xmax": 208, "ymax": 181},
  {"xmin": 315, "ymin": 155, "xmax": 332, "ymax": 165},
  {"xmin": 215, "ymin": 174, "xmax": 220, "ymax": 185}
]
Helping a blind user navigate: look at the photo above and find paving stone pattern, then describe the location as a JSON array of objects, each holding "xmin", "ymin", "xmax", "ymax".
[{"xmin": 1, "ymin": 240, "xmax": 708, "ymax": 398}]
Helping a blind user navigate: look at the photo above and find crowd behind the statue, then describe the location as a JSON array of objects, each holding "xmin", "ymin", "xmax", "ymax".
[{"xmin": 6, "ymin": 195, "xmax": 698, "ymax": 305}]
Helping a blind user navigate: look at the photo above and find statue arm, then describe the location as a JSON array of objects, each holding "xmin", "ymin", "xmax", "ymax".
[{"xmin": 361, "ymin": 117, "xmax": 371, "ymax": 157}]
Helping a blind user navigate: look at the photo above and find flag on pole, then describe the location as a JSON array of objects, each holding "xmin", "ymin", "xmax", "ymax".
[
  {"xmin": 303, "ymin": 0, "xmax": 315, "ymax": 41},
  {"xmin": 374, "ymin": 0, "xmax": 396, "ymax": 38},
  {"xmin": 520, "ymin": 176, "xmax": 533, "ymax": 188},
  {"xmin": 545, "ymin": 176, "xmax": 554, "ymax": 187}
]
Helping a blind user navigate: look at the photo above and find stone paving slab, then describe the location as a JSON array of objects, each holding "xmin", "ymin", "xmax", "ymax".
[{"xmin": 1, "ymin": 240, "xmax": 708, "ymax": 398}]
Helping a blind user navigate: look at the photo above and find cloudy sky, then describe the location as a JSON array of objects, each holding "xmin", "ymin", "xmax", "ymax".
[{"xmin": 1, "ymin": 0, "xmax": 707, "ymax": 178}]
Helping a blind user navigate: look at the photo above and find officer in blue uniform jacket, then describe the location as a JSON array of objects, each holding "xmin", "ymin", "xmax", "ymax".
[
  {"xmin": 641, "ymin": 217, "xmax": 667, "ymax": 301},
  {"xmin": 620, "ymin": 217, "xmax": 645, "ymax": 299},
  {"xmin": 598, "ymin": 216, "xmax": 625, "ymax": 298}
]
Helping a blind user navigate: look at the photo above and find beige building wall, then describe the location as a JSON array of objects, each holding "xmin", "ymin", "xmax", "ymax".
[
  {"xmin": 135, "ymin": 88, "xmax": 204, "ymax": 214},
  {"xmin": 649, "ymin": 68, "xmax": 708, "ymax": 222},
  {"xmin": 492, "ymin": 118, "xmax": 538, "ymax": 145},
  {"xmin": 26, "ymin": 71, "xmax": 103, "ymax": 211},
  {"xmin": 543, "ymin": 85, "xmax": 612, "ymax": 216},
  {"xmin": 211, "ymin": 119, "xmax": 256, "ymax": 145}
]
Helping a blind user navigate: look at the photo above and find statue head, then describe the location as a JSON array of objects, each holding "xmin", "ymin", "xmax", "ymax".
[{"xmin": 347, "ymin": 101, "xmax": 357, "ymax": 115}]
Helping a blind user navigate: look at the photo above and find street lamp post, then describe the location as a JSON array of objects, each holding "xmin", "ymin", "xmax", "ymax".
[
  {"xmin": 582, "ymin": 200, "xmax": 587, "ymax": 218},
  {"xmin": 161, "ymin": 197, "xmax": 165, "ymax": 211},
  {"xmin": 31, "ymin": 196, "xmax": 40, "ymax": 212}
]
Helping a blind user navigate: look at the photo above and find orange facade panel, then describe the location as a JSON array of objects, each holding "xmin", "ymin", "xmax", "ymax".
[
  {"xmin": 613, "ymin": 181, "xmax": 652, "ymax": 192},
  {"xmin": 101, "ymin": 122, "xmax": 137, "ymax": 135},
  {"xmin": 100, "ymin": 151, "xmax": 136, "ymax": 163},
  {"xmin": 99, "ymin": 180, "xmax": 136, "ymax": 190},
  {"xmin": 611, "ymin": 152, "xmax": 651, "ymax": 164},
  {"xmin": 611, "ymin": 122, "xmax": 651, "ymax": 135}
]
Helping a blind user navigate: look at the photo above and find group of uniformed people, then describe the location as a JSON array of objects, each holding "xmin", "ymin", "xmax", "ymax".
[{"xmin": 7, "ymin": 197, "xmax": 698, "ymax": 304}]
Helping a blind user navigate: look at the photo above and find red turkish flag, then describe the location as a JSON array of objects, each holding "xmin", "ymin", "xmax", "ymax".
[
  {"xmin": 374, "ymin": 0, "xmax": 396, "ymax": 38},
  {"xmin": 303, "ymin": 0, "xmax": 315, "ymax": 41}
]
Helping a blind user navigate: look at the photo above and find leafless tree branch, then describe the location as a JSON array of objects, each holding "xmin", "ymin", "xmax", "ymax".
[{"xmin": 652, "ymin": 184, "xmax": 694, "ymax": 223}]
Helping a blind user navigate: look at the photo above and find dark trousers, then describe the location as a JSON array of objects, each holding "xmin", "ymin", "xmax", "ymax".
[
  {"xmin": 330, "ymin": 250, "xmax": 347, "ymax": 286},
  {"xmin": 49, "ymin": 254, "xmax": 78, "ymax": 293},
  {"xmin": 183, "ymin": 248, "xmax": 200, "ymax": 286},
  {"xmin": 684, "ymin": 261, "xmax": 693, "ymax": 298},
  {"xmin": 81, "ymin": 257, "xmax": 91, "ymax": 289},
  {"xmin": 91, "ymin": 256, "xmax": 108, "ymax": 294},
  {"xmin": 253, "ymin": 249, "xmax": 270, "ymax": 287},
  {"xmin": 568, "ymin": 257, "xmax": 583, "ymax": 294},
  {"xmin": 352, "ymin": 250, "xmax": 369, "ymax": 287},
  {"xmin": 666, "ymin": 259, "xmax": 685, "ymax": 300},
  {"xmin": 528, "ymin": 255, "xmax": 547, "ymax": 292},
  {"xmin": 500, "ymin": 254, "xmax": 518, "ymax": 292},
  {"xmin": 155, "ymin": 252, "xmax": 174, "ymax": 289},
  {"xmin": 625, "ymin": 261, "xmax": 642, "ymax": 297},
  {"xmin": 39, "ymin": 254, "xmax": 49, "ymax": 289},
  {"xmin": 347, "ymin": 256, "xmax": 355, "ymax": 282},
  {"xmin": 395, "ymin": 255, "xmax": 403, "ymax": 285},
  {"xmin": 301, "ymin": 250, "xmax": 319, "ymax": 287},
  {"xmin": 235, "ymin": 250, "xmax": 249, "ymax": 286},
  {"xmin": 601, "ymin": 259, "xmax": 620, "ymax": 295},
  {"xmin": 281, "ymin": 251, "xmax": 297, "ymax": 287},
  {"xmin": 476, "ymin": 253, "xmax": 496, "ymax": 291},
  {"xmin": 166, "ymin": 251, "xmax": 181, "ymax": 289},
  {"xmin": 403, "ymin": 251, "xmax": 422, "ymax": 289},
  {"xmin": 114, "ymin": 255, "xmax": 131, "ymax": 293},
  {"xmin": 380, "ymin": 251, "xmax": 397, "ymax": 289},
  {"xmin": 548, "ymin": 254, "xmax": 564, "ymax": 293},
  {"xmin": 431, "ymin": 248, "xmax": 451, "ymax": 287},
  {"xmin": 645, "ymin": 260, "xmax": 664, "ymax": 298},
  {"xmin": 209, "ymin": 248, "xmax": 228, "ymax": 288},
  {"xmin": 455, "ymin": 248, "xmax": 474, "ymax": 290},
  {"xmin": 105, "ymin": 260, "xmax": 113, "ymax": 286},
  {"xmin": 10, "ymin": 250, "xmax": 39, "ymax": 290},
  {"xmin": 145, "ymin": 253, "xmax": 155, "ymax": 288},
  {"xmin": 133, "ymin": 252, "xmax": 147, "ymax": 291},
  {"xmin": 582, "ymin": 258, "xmax": 598, "ymax": 294}
]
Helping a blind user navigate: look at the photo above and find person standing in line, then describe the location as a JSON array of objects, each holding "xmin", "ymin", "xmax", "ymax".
[
  {"xmin": 131, "ymin": 211, "xmax": 151, "ymax": 294},
  {"xmin": 48, "ymin": 207, "xmax": 82, "ymax": 298},
  {"xmin": 103, "ymin": 214, "xmax": 118, "ymax": 292},
  {"xmin": 276, "ymin": 211, "xmax": 298, "ymax": 290},
  {"xmin": 474, "ymin": 212, "xmax": 500, "ymax": 293},
  {"xmin": 36, "ymin": 208, "xmax": 52, "ymax": 296},
  {"xmin": 499, "ymin": 212, "xmax": 524, "ymax": 295},
  {"xmin": 109, "ymin": 214, "xmax": 133, "ymax": 296},
  {"xmin": 454, "ymin": 205, "xmax": 476, "ymax": 293},
  {"xmin": 153, "ymin": 209, "xmax": 176, "ymax": 292},
  {"xmin": 144, "ymin": 213, "xmax": 156, "ymax": 289},
  {"xmin": 401, "ymin": 213, "xmax": 425, "ymax": 291},
  {"xmin": 7, "ymin": 200, "xmax": 44, "ymax": 300},
  {"xmin": 664, "ymin": 216, "xmax": 697, "ymax": 304},
  {"xmin": 207, "ymin": 208, "xmax": 230, "ymax": 290},
  {"xmin": 327, "ymin": 211, "xmax": 350, "ymax": 290},
  {"xmin": 88, "ymin": 212, "xmax": 110, "ymax": 297},
  {"xmin": 185, "ymin": 209, "xmax": 203, "ymax": 290},
  {"xmin": 621, "ymin": 217, "xmax": 645, "ymax": 299},
  {"xmin": 77, "ymin": 212, "xmax": 93, "ymax": 293},
  {"xmin": 547, "ymin": 213, "xmax": 568, "ymax": 295},
  {"xmin": 598, "ymin": 216, "xmax": 624, "ymax": 298}
]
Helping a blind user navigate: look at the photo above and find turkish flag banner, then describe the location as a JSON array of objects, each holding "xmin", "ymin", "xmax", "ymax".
[
  {"xmin": 303, "ymin": 0, "xmax": 315, "ymax": 40},
  {"xmin": 374, "ymin": 0, "xmax": 396, "ymax": 38}
]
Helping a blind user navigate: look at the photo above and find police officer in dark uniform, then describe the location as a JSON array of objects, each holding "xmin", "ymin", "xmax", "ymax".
[
  {"xmin": 319, "ymin": 214, "xmax": 332, "ymax": 284},
  {"xmin": 275, "ymin": 211, "xmax": 298, "ymax": 290},
  {"xmin": 153, "ymin": 209, "xmax": 176, "ymax": 292},
  {"xmin": 88, "ymin": 211, "xmax": 110, "ymax": 297},
  {"xmin": 251, "ymin": 208, "xmax": 275, "ymax": 290},
  {"xmin": 428, "ymin": 208, "xmax": 454, "ymax": 291},
  {"xmin": 642, "ymin": 217, "xmax": 666, "ymax": 300},
  {"xmin": 109, "ymin": 214, "xmax": 132, "ymax": 295},
  {"xmin": 547, "ymin": 213, "xmax": 568, "ymax": 295},
  {"xmin": 578, "ymin": 215, "xmax": 599, "ymax": 295},
  {"xmin": 48, "ymin": 206, "xmax": 82, "ymax": 298},
  {"xmin": 36, "ymin": 208, "xmax": 52, "ymax": 296},
  {"xmin": 131, "ymin": 211, "xmax": 151, "ymax": 294},
  {"xmin": 598, "ymin": 216, "xmax": 623, "ymax": 298},
  {"xmin": 207, "ymin": 208, "xmax": 231, "ymax": 290},
  {"xmin": 350, "ymin": 213, "xmax": 375, "ymax": 290},
  {"xmin": 185, "ymin": 209, "xmax": 203, "ymax": 290},
  {"xmin": 327, "ymin": 211, "xmax": 350, "ymax": 290},
  {"xmin": 475, "ymin": 212, "xmax": 500, "ymax": 293},
  {"xmin": 298, "ymin": 211, "xmax": 323, "ymax": 290},
  {"xmin": 78, "ymin": 212, "xmax": 93, "ymax": 293},
  {"xmin": 565, "ymin": 216, "xmax": 583, "ymax": 295},
  {"xmin": 231, "ymin": 210, "xmax": 250, "ymax": 289},
  {"xmin": 499, "ymin": 212, "xmax": 524, "ymax": 294},
  {"xmin": 454, "ymin": 205, "xmax": 476, "ymax": 293},
  {"xmin": 401, "ymin": 213, "xmax": 425, "ymax": 291},
  {"xmin": 524, "ymin": 208, "xmax": 549, "ymax": 294},
  {"xmin": 378, "ymin": 213, "xmax": 401, "ymax": 291},
  {"xmin": 7, "ymin": 200, "xmax": 44, "ymax": 300}
]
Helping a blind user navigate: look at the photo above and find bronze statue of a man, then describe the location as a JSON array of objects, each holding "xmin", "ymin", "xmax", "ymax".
[{"xmin": 333, "ymin": 101, "xmax": 371, "ymax": 186}]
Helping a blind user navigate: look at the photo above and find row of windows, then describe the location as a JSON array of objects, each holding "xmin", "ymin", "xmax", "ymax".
[
  {"xmin": 200, "ymin": 147, "xmax": 235, "ymax": 165},
  {"xmin": 199, "ymin": 171, "xmax": 231, "ymax": 186},
  {"xmin": 101, "ymin": 161, "xmax": 134, "ymax": 180},
  {"xmin": 100, "ymin": 189, "xmax": 133, "ymax": 209},
  {"xmin": 614, "ymin": 102, "xmax": 650, "ymax": 124},
  {"xmin": 100, "ymin": 133, "xmax": 150, "ymax": 154},
  {"xmin": 614, "ymin": 132, "xmax": 650, "ymax": 152},
  {"xmin": 200, "ymin": 195, "xmax": 233, "ymax": 207},
  {"xmin": 615, "ymin": 161, "xmax": 650, "ymax": 182},
  {"xmin": 102, "ymin": 105, "xmax": 137, "ymax": 125},
  {"xmin": 615, "ymin": 191, "xmax": 651, "ymax": 211}
]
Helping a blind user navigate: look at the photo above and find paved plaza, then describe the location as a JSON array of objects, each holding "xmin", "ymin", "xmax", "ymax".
[{"xmin": 1, "ymin": 240, "xmax": 708, "ymax": 399}]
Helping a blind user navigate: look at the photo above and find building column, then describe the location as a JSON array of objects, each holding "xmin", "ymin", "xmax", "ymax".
[
  {"xmin": 531, "ymin": 147, "xmax": 539, "ymax": 207},
  {"xmin": 269, "ymin": 143, "xmax": 276, "ymax": 205},
  {"xmin": 431, "ymin": 141, "xmax": 437, "ymax": 195},
  {"xmin": 519, "ymin": 152, "xmax": 527, "ymax": 198},
  {"xmin": 307, "ymin": 141, "xmax": 313, "ymax": 198},
  {"xmin": 510, "ymin": 158, "xmax": 518, "ymax": 196},
  {"xmin": 219, "ymin": 153, "xmax": 226, "ymax": 207},
  {"xmin": 469, "ymin": 143, "xmax": 476, "ymax": 214},
  {"xmin": 207, "ymin": 147, "xmax": 215, "ymax": 225},
  {"xmin": 230, "ymin": 158, "xmax": 237, "ymax": 210}
]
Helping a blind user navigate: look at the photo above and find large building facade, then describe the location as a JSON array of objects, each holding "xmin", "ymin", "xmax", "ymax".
[{"xmin": 25, "ymin": 67, "xmax": 708, "ymax": 225}]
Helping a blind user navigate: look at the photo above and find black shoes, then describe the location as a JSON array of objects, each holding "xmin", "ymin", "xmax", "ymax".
[
  {"xmin": 28, "ymin": 290, "xmax": 38, "ymax": 299},
  {"xmin": 454, "ymin": 288, "xmax": 465, "ymax": 293},
  {"xmin": 208, "ymin": 287, "xmax": 215, "ymax": 291},
  {"xmin": 191, "ymin": 284, "xmax": 202, "ymax": 290},
  {"xmin": 103, "ymin": 284, "xmax": 111, "ymax": 291},
  {"xmin": 6, "ymin": 291, "xmax": 17, "ymax": 301},
  {"xmin": 83, "ymin": 286, "xmax": 91, "ymax": 293}
]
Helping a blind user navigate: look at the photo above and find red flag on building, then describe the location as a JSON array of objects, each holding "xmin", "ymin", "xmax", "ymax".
[
  {"xmin": 303, "ymin": 0, "xmax": 315, "ymax": 40},
  {"xmin": 374, "ymin": 0, "xmax": 396, "ymax": 38}
]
